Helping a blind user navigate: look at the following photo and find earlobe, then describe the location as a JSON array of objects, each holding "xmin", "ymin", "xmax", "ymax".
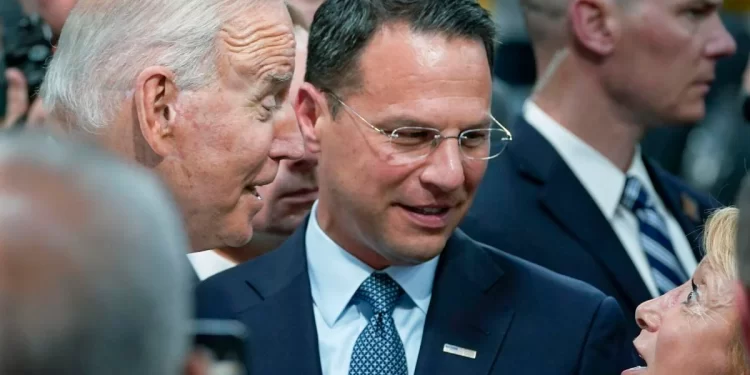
[
  {"xmin": 570, "ymin": 0, "xmax": 617, "ymax": 56},
  {"xmin": 134, "ymin": 67, "xmax": 179, "ymax": 158},
  {"xmin": 294, "ymin": 83, "xmax": 326, "ymax": 154}
]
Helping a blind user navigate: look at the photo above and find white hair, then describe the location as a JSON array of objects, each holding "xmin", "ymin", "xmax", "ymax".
[
  {"xmin": 41, "ymin": 0, "xmax": 261, "ymax": 133},
  {"xmin": 0, "ymin": 133, "xmax": 192, "ymax": 375}
]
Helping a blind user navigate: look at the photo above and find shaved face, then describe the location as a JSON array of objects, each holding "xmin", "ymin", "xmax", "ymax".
[{"xmin": 157, "ymin": 1, "xmax": 300, "ymax": 250}]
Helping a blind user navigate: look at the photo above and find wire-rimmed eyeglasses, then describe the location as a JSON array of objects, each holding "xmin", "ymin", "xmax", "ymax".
[{"xmin": 325, "ymin": 91, "xmax": 513, "ymax": 166}]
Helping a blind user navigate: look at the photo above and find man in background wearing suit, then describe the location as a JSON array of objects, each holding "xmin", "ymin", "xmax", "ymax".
[
  {"xmin": 196, "ymin": 0, "xmax": 634, "ymax": 374},
  {"xmin": 461, "ymin": 0, "xmax": 737, "ymax": 340}
]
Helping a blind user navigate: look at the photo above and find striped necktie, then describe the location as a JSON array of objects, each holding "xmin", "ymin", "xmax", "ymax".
[{"xmin": 620, "ymin": 176, "xmax": 688, "ymax": 295}]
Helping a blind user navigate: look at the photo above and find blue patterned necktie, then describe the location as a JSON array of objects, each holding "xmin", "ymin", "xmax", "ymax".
[
  {"xmin": 348, "ymin": 273, "xmax": 408, "ymax": 375},
  {"xmin": 621, "ymin": 176, "xmax": 689, "ymax": 295}
]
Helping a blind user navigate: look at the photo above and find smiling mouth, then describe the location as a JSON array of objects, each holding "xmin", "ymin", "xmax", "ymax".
[{"xmin": 400, "ymin": 205, "xmax": 450, "ymax": 216}]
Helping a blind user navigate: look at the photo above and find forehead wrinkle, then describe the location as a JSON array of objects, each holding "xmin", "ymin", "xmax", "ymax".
[{"xmin": 220, "ymin": 23, "xmax": 296, "ymax": 83}]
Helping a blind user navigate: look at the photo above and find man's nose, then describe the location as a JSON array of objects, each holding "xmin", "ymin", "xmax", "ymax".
[
  {"xmin": 287, "ymin": 144, "xmax": 318, "ymax": 172},
  {"xmin": 270, "ymin": 102, "xmax": 305, "ymax": 161},
  {"xmin": 419, "ymin": 138, "xmax": 465, "ymax": 193},
  {"xmin": 705, "ymin": 16, "xmax": 737, "ymax": 59}
]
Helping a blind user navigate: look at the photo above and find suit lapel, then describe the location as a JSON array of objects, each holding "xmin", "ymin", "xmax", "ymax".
[
  {"xmin": 507, "ymin": 117, "xmax": 652, "ymax": 308},
  {"xmin": 644, "ymin": 160, "xmax": 705, "ymax": 261},
  {"xmin": 415, "ymin": 230, "xmax": 513, "ymax": 375},
  {"xmin": 240, "ymin": 221, "xmax": 323, "ymax": 375}
]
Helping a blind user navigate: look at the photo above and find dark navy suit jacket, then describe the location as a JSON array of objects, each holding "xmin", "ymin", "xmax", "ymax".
[
  {"xmin": 461, "ymin": 116, "xmax": 717, "ymax": 340},
  {"xmin": 196, "ymin": 219, "xmax": 636, "ymax": 375}
]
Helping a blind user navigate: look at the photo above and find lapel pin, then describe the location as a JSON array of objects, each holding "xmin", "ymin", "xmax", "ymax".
[
  {"xmin": 443, "ymin": 344, "xmax": 477, "ymax": 359},
  {"xmin": 680, "ymin": 193, "xmax": 700, "ymax": 223}
]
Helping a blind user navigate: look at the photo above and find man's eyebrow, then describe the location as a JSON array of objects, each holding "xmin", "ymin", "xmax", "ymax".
[
  {"xmin": 266, "ymin": 71, "xmax": 294, "ymax": 85},
  {"xmin": 373, "ymin": 115, "xmax": 493, "ymax": 130}
]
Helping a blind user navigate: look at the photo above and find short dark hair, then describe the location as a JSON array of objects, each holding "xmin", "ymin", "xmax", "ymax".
[{"xmin": 305, "ymin": 0, "xmax": 496, "ymax": 106}]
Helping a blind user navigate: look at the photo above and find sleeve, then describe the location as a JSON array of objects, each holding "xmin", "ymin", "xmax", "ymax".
[{"xmin": 577, "ymin": 296, "xmax": 639, "ymax": 375}]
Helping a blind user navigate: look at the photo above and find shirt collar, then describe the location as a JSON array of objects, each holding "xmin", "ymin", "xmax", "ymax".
[
  {"xmin": 305, "ymin": 201, "xmax": 438, "ymax": 328},
  {"xmin": 523, "ymin": 101, "xmax": 645, "ymax": 219}
]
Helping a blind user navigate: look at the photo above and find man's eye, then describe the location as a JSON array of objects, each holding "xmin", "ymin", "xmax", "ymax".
[{"xmin": 686, "ymin": 5, "xmax": 714, "ymax": 19}]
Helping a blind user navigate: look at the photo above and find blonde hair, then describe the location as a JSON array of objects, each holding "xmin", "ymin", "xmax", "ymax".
[
  {"xmin": 704, "ymin": 207, "xmax": 739, "ymax": 280},
  {"xmin": 702, "ymin": 207, "xmax": 748, "ymax": 375}
]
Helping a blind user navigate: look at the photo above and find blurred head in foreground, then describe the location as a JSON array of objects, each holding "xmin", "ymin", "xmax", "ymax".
[
  {"xmin": 0, "ymin": 132, "xmax": 196, "ymax": 375},
  {"xmin": 629, "ymin": 207, "xmax": 747, "ymax": 375}
]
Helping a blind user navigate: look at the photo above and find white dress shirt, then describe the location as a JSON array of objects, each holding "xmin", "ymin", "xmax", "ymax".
[
  {"xmin": 306, "ymin": 201, "xmax": 439, "ymax": 375},
  {"xmin": 187, "ymin": 250, "xmax": 237, "ymax": 281},
  {"xmin": 523, "ymin": 101, "xmax": 697, "ymax": 298}
]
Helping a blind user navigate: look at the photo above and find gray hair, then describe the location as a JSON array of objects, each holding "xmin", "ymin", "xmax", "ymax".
[
  {"xmin": 40, "ymin": 0, "xmax": 260, "ymax": 133},
  {"xmin": 0, "ymin": 133, "xmax": 192, "ymax": 375}
]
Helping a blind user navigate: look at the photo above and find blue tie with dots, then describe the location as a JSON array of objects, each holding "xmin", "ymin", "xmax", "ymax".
[{"xmin": 348, "ymin": 273, "xmax": 408, "ymax": 375}]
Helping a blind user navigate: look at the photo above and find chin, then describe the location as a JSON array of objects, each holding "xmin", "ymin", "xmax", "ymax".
[
  {"xmin": 665, "ymin": 105, "xmax": 706, "ymax": 126},
  {"xmin": 387, "ymin": 237, "xmax": 446, "ymax": 264},
  {"xmin": 218, "ymin": 225, "xmax": 255, "ymax": 249}
]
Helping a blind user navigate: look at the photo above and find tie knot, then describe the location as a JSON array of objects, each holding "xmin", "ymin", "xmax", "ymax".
[
  {"xmin": 354, "ymin": 273, "xmax": 403, "ymax": 314},
  {"xmin": 621, "ymin": 176, "xmax": 652, "ymax": 212}
]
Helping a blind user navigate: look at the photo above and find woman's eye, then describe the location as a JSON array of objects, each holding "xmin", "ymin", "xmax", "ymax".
[
  {"xmin": 683, "ymin": 281, "xmax": 699, "ymax": 305},
  {"xmin": 684, "ymin": 291, "xmax": 695, "ymax": 304}
]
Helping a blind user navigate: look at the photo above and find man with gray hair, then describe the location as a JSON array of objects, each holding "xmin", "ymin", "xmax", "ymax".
[
  {"xmin": 40, "ymin": 0, "xmax": 304, "ymax": 252},
  {"xmin": 0, "ymin": 133, "xmax": 202, "ymax": 374}
]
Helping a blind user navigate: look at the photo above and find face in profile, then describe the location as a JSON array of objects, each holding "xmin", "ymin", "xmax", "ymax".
[
  {"xmin": 604, "ymin": 0, "xmax": 736, "ymax": 124},
  {"xmin": 304, "ymin": 24, "xmax": 492, "ymax": 268},
  {"xmin": 161, "ymin": 2, "xmax": 303, "ymax": 250},
  {"xmin": 252, "ymin": 27, "xmax": 317, "ymax": 236},
  {"xmin": 628, "ymin": 259, "xmax": 739, "ymax": 375}
]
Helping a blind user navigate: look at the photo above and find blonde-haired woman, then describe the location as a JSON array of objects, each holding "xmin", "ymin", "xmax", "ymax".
[{"xmin": 623, "ymin": 207, "xmax": 748, "ymax": 375}]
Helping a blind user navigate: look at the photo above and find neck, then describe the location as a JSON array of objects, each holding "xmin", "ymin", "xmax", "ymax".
[
  {"xmin": 315, "ymin": 195, "xmax": 391, "ymax": 271},
  {"xmin": 532, "ymin": 60, "xmax": 644, "ymax": 172}
]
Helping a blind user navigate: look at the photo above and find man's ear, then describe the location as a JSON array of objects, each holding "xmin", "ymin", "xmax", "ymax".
[
  {"xmin": 134, "ymin": 67, "xmax": 179, "ymax": 158},
  {"xmin": 570, "ymin": 0, "xmax": 619, "ymax": 56},
  {"xmin": 294, "ymin": 83, "xmax": 328, "ymax": 155}
]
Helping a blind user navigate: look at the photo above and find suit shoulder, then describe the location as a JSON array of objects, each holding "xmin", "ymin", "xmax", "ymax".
[
  {"xmin": 648, "ymin": 161, "xmax": 719, "ymax": 211},
  {"xmin": 476, "ymin": 240, "xmax": 609, "ymax": 304},
  {"xmin": 196, "ymin": 250, "xmax": 285, "ymax": 317}
]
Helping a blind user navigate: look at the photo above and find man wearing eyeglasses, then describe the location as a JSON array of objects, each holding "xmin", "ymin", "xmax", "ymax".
[{"xmin": 196, "ymin": 0, "xmax": 634, "ymax": 374}]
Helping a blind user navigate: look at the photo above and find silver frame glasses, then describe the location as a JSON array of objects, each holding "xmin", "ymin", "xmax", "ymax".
[{"xmin": 326, "ymin": 92, "xmax": 513, "ymax": 165}]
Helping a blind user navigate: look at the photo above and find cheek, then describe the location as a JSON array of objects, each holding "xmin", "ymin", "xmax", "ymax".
[
  {"xmin": 464, "ymin": 161, "xmax": 487, "ymax": 193},
  {"xmin": 654, "ymin": 312, "xmax": 732, "ymax": 374}
]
